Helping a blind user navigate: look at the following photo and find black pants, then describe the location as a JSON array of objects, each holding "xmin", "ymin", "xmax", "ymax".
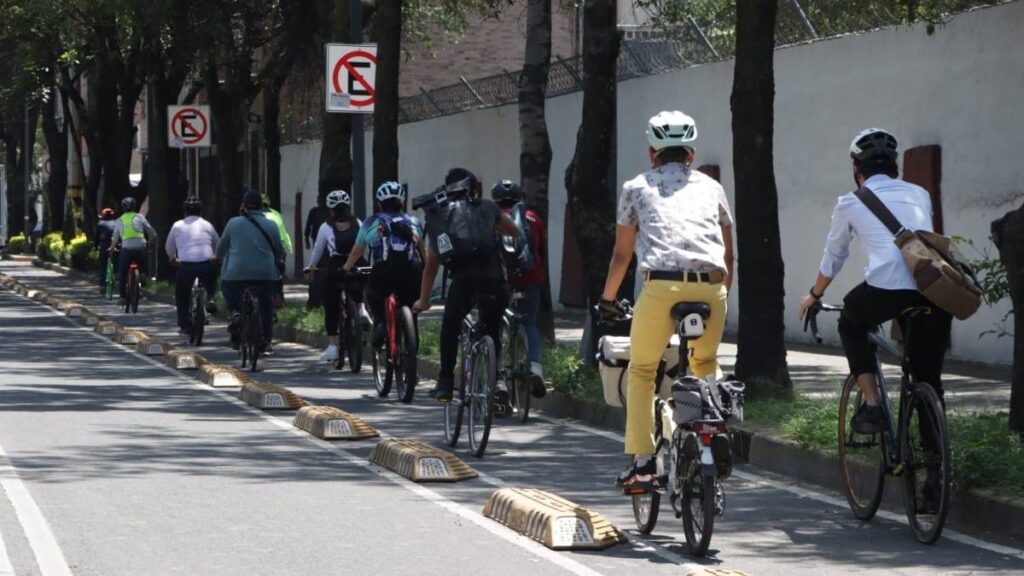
[
  {"xmin": 839, "ymin": 282, "xmax": 952, "ymax": 398},
  {"xmin": 366, "ymin": 263, "xmax": 422, "ymax": 343},
  {"xmin": 439, "ymin": 275, "xmax": 508, "ymax": 381},
  {"xmin": 174, "ymin": 260, "xmax": 216, "ymax": 332},
  {"xmin": 324, "ymin": 276, "xmax": 365, "ymax": 337}
]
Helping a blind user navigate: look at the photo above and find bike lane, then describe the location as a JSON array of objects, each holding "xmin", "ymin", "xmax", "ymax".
[{"xmin": 2, "ymin": 260, "xmax": 1023, "ymax": 576}]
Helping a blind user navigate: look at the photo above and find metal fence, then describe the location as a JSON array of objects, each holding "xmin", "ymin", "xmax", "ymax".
[{"xmin": 282, "ymin": 0, "xmax": 1008, "ymax": 143}]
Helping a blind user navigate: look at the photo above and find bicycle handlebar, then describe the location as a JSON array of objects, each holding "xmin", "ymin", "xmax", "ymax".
[{"xmin": 803, "ymin": 303, "xmax": 843, "ymax": 344}]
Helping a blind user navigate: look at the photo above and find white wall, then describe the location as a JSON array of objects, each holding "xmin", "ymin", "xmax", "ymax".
[{"xmin": 281, "ymin": 1, "xmax": 1022, "ymax": 366}]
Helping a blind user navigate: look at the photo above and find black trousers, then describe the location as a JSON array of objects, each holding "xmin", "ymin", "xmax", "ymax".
[
  {"xmin": 366, "ymin": 263, "xmax": 422, "ymax": 339},
  {"xmin": 439, "ymin": 275, "xmax": 508, "ymax": 381},
  {"xmin": 323, "ymin": 276, "xmax": 365, "ymax": 337},
  {"xmin": 838, "ymin": 282, "xmax": 952, "ymax": 398},
  {"xmin": 174, "ymin": 260, "xmax": 216, "ymax": 331}
]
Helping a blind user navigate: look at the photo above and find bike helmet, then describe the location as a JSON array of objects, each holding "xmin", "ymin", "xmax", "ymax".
[
  {"xmin": 183, "ymin": 196, "xmax": 202, "ymax": 211},
  {"xmin": 99, "ymin": 208, "xmax": 115, "ymax": 218},
  {"xmin": 242, "ymin": 189, "xmax": 263, "ymax": 209},
  {"xmin": 121, "ymin": 197, "xmax": 138, "ymax": 212},
  {"xmin": 375, "ymin": 181, "xmax": 406, "ymax": 203},
  {"xmin": 646, "ymin": 110, "xmax": 698, "ymax": 152},
  {"xmin": 490, "ymin": 180, "xmax": 523, "ymax": 203},
  {"xmin": 326, "ymin": 190, "xmax": 351, "ymax": 208},
  {"xmin": 849, "ymin": 128, "xmax": 898, "ymax": 162}
]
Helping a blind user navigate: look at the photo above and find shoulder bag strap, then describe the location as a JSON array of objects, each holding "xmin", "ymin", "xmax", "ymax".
[
  {"xmin": 853, "ymin": 185, "xmax": 907, "ymax": 237},
  {"xmin": 243, "ymin": 213, "xmax": 279, "ymax": 258}
]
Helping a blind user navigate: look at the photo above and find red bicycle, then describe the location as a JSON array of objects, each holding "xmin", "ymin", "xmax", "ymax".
[{"xmin": 372, "ymin": 292, "xmax": 418, "ymax": 403}]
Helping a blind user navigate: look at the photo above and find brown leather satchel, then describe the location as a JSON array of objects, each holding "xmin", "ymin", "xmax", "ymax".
[{"xmin": 855, "ymin": 186, "xmax": 982, "ymax": 320}]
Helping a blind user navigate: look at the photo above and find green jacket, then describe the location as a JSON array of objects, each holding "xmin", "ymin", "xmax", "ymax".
[{"xmin": 265, "ymin": 208, "xmax": 293, "ymax": 254}]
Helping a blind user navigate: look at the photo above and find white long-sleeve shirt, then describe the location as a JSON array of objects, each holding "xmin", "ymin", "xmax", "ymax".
[
  {"xmin": 165, "ymin": 216, "xmax": 220, "ymax": 263},
  {"xmin": 306, "ymin": 220, "xmax": 361, "ymax": 268},
  {"xmin": 819, "ymin": 174, "xmax": 934, "ymax": 291}
]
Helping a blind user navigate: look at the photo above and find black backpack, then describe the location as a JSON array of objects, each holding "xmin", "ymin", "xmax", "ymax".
[{"xmin": 423, "ymin": 198, "xmax": 496, "ymax": 266}]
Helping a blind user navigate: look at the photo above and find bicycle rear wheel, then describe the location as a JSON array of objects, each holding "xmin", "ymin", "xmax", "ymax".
[
  {"xmin": 509, "ymin": 324, "xmax": 531, "ymax": 423},
  {"xmin": 191, "ymin": 285, "xmax": 206, "ymax": 346},
  {"xmin": 105, "ymin": 260, "xmax": 115, "ymax": 299},
  {"xmin": 372, "ymin": 342, "xmax": 390, "ymax": 397},
  {"xmin": 901, "ymin": 382, "xmax": 950, "ymax": 544},
  {"xmin": 130, "ymin": 270, "xmax": 140, "ymax": 314},
  {"xmin": 395, "ymin": 307, "xmax": 418, "ymax": 404},
  {"xmin": 346, "ymin": 299, "xmax": 363, "ymax": 374},
  {"xmin": 467, "ymin": 335, "xmax": 497, "ymax": 458},
  {"xmin": 444, "ymin": 347, "xmax": 468, "ymax": 447},
  {"xmin": 838, "ymin": 374, "xmax": 886, "ymax": 521},
  {"xmin": 681, "ymin": 472, "xmax": 717, "ymax": 556}
]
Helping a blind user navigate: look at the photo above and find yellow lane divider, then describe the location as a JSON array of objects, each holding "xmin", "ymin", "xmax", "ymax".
[
  {"xmin": 95, "ymin": 320, "xmax": 122, "ymax": 338},
  {"xmin": 119, "ymin": 329, "xmax": 146, "ymax": 346},
  {"xmin": 293, "ymin": 406, "xmax": 379, "ymax": 440},
  {"xmin": 135, "ymin": 334, "xmax": 170, "ymax": 356},
  {"xmin": 238, "ymin": 381, "xmax": 307, "ymax": 410},
  {"xmin": 198, "ymin": 364, "xmax": 248, "ymax": 388},
  {"xmin": 482, "ymin": 488, "xmax": 625, "ymax": 551},
  {"xmin": 368, "ymin": 439, "xmax": 478, "ymax": 483},
  {"xmin": 164, "ymin": 349, "xmax": 206, "ymax": 371}
]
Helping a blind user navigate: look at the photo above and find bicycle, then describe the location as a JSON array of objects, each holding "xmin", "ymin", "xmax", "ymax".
[
  {"xmin": 239, "ymin": 285, "xmax": 264, "ymax": 372},
  {"xmin": 805, "ymin": 303, "xmax": 951, "ymax": 544},
  {"xmin": 501, "ymin": 290, "xmax": 532, "ymax": 423},
  {"xmin": 104, "ymin": 252, "xmax": 115, "ymax": 300},
  {"xmin": 188, "ymin": 275, "xmax": 207, "ymax": 346},
  {"xmin": 336, "ymin": 267, "xmax": 371, "ymax": 373},
  {"xmin": 444, "ymin": 303, "xmax": 499, "ymax": 458},
  {"xmin": 124, "ymin": 259, "xmax": 142, "ymax": 314},
  {"xmin": 371, "ymin": 286, "xmax": 418, "ymax": 404},
  {"xmin": 599, "ymin": 300, "xmax": 744, "ymax": 556}
]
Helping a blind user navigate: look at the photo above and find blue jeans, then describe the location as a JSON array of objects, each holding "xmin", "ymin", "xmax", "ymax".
[
  {"xmin": 221, "ymin": 280, "xmax": 275, "ymax": 344},
  {"xmin": 515, "ymin": 284, "xmax": 542, "ymax": 363},
  {"xmin": 118, "ymin": 248, "xmax": 147, "ymax": 297},
  {"xmin": 175, "ymin": 261, "xmax": 216, "ymax": 331},
  {"xmin": 97, "ymin": 247, "xmax": 112, "ymax": 289}
]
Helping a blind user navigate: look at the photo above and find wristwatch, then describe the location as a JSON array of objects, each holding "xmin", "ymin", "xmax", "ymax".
[{"xmin": 808, "ymin": 287, "xmax": 823, "ymax": 300}]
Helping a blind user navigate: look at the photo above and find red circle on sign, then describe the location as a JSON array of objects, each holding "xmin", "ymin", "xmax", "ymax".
[
  {"xmin": 332, "ymin": 50, "xmax": 377, "ymax": 108},
  {"xmin": 171, "ymin": 107, "xmax": 208, "ymax": 145}
]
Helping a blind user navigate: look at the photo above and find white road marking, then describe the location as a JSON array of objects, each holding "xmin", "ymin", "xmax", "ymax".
[
  {"xmin": 535, "ymin": 414, "xmax": 1024, "ymax": 562},
  {"xmin": 0, "ymin": 529, "xmax": 15, "ymax": 576},
  {"xmin": 0, "ymin": 444, "xmax": 72, "ymax": 576}
]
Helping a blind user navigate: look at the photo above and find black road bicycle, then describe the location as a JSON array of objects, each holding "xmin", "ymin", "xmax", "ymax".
[
  {"xmin": 444, "ymin": 305, "xmax": 498, "ymax": 458},
  {"xmin": 189, "ymin": 276, "xmax": 207, "ymax": 346},
  {"xmin": 239, "ymin": 285, "xmax": 264, "ymax": 372},
  {"xmin": 806, "ymin": 303, "xmax": 951, "ymax": 544},
  {"xmin": 501, "ymin": 290, "xmax": 532, "ymax": 423},
  {"xmin": 337, "ymin": 267, "xmax": 371, "ymax": 373}
]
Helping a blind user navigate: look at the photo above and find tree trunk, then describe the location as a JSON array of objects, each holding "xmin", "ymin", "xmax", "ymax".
[
  {"xmin": 564, "ymin": 0, "xmax": 619, "ymax": 343},
  {"xmin": 371, "ymin": 0, "xmax": 402, "ymax": 188},
  {"xmin": 992, "ymin": 205, "xmax": 1024, "ymax": 432},
  {"xmin": 41, "ymin": 93, "xmax": 69, "ymax": 236},
  {"xmin": 205, "ymin": 59, "xmax": 249, "ymax": 228},
  {"xmin": 263, "ymin": 83, "xmax": 283, "ymax": 209},
  {"xmin": 519, "ymin": 0, "xmax": 555, "ymax": 341},
  {"xmin": 731, "ymin": 0, "xmax": 791, "ymax": 395},
  {"xmin": 319, "ymin": 0, "xmax": 354, "ymax": 199}
]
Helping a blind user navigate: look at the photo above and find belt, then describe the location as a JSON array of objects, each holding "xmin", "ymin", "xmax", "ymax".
[{"xmin": 645, "ymin": 269, "xmax": 725, "ymax": 284}]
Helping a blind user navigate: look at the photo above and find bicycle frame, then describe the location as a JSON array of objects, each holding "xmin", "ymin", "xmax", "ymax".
[
  {"xmin": 866, "ymin": 327, "xmax": 918, "ymax": 474},
  {"xmin": 386, "ymin": 294, "xmax": 399, "ymax": 362}
]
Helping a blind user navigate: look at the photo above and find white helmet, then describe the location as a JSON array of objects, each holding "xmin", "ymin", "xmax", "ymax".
[
  {"xmin": 849, "ymin": 128, "xmax": 898, "ymax": 162},
  {"xmin": 326, "ymin": 190, "xmax": 351, "ymax": 209},
  {"xmin": 375, "ymin": 181, "xmax": 405, "ymax": 203},
  {"xmin": 646, "ymin": 110, "xmax": 698, "ymax": 151}
]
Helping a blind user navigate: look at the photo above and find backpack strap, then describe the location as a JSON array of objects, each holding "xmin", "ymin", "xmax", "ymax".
[
  {"xmin": 243, "ymin": 213, "xmax": 279, "ymax": 259},
  {"xmin": 853, "ymin": 185, "xmax": 907, "ymax": 237}
]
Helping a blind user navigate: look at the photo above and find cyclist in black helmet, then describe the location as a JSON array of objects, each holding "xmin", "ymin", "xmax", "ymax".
[
  {"xmin": 111, "ymin": 196, "xmax": 157, "ymax": 304},
  {"xmin": 166, "ymin": 197, "xmax": 220, "ymax": 337}
]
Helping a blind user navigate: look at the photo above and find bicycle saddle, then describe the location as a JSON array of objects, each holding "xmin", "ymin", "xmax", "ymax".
[
  {"xmin": 671, "ymin": 302, "xmax": 711, "ymax": 322},
  {"xmin": 899, "ymin": 306, "xmax": 932, "ymax": 320}
]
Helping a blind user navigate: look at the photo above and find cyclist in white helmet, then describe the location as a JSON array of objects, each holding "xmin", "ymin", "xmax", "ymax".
[
  {"xmin": 304, "ymin": 190, "xmax": 367, "ymax": 362},
  {"xmin": 343, "ymin": 181, "xmax": 425, "ymax": 351},
  {"xmin": 597, "ymin": 110, "xmax": 734, "ymax": 492}
]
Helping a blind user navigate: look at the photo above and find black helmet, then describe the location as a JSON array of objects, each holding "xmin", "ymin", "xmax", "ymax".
[
  {"xmin": 849, "ymin": 128, "xmax": 898, "ymax": 162},
  {"xmin": 121, "ymin": 197, "xmax": 138, "ymax": 212},
  {"xmin": 183, "ymin": 196, "xmax": 202, "ymax": 213},
  {"xmin": 491, "ymin": 180, "xmax": 523, "ymax": 203},
  {"xmin": 242, "ymin": 189, "xmax": 263, "ymax": 209}
]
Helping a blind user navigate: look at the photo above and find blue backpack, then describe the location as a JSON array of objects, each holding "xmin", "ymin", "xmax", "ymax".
[{"xmin": 375, "ymin": 213, "xmax": 417, "ymax": 264}]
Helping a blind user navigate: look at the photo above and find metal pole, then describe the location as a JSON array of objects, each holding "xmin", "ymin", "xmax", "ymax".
[
  {"xmin": 687, "ymin": 15, "xmax": 720, "ymax": 61},
  {"xmin": 459, "ymin": 76, "xmax": 487, "ymax": 106},
  {"xmin": 788, "ymin": 0, "xmax": 818, "ymax": 39},
  {"xmin": 23, "ymin": 98, "xmax": 30, "ymax": 254},
  {"xmin": 350, "ymin": 0, "xmax": 367, "ymax": 219}
]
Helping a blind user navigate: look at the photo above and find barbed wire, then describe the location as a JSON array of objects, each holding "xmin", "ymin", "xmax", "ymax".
[{"xmin": 282, "ymin": 0, "xmax": 1007, "ymax": 143}]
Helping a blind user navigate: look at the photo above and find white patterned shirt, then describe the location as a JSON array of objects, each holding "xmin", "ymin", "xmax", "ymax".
[{"xmin": 617, "ymin": 163, "xmax": 733, "ymax": 274}]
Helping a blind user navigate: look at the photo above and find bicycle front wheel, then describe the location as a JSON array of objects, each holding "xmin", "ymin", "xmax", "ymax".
[
  {"xmin": 901, "ymin": 381, "xmax": 950, "ymax": 545},
  {"xmin": 681, "ymin": 472, "xmax": 717, "ymax": 556},
  {"xmin": 444, "ymin": 348, "xmax": 468, "ymax": 446},
  {"xmin": 838, "ymin": 374, "xmax": 886, "ymax": 521},
  {"xmin": 507, "ymin": 322, "xmax": 531, "ymax": 423},
  {"xmin": 467, "ymin": 335, "xmax": 497, "ymax": 458},
  {"xmin": 372, "ymin": 343, "xmax": 390, "ymax": 397},
  {"xmin": 395, "ymin": 306, "xmax": 418, "ymax": 404},
  {"xmin": 347, "ymin": 300, "xmax": 363, "ymax": 374}
]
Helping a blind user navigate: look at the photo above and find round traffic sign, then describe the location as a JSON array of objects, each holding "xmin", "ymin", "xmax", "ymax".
[
  {"xmin": 171, "ymin": 107, "xmax": 209, "ymax": 146},
  {"xmin": 332, "ymin": 50, "xmax": 377, "ymax": 108}
]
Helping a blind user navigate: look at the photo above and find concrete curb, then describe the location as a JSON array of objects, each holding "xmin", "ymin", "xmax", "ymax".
[{"xmin": 14, "ymin": 261, "xmax": 1024, "ymax": 544}]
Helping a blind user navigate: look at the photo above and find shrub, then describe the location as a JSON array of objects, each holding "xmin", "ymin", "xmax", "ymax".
[
  {"xmin": 37, "ymin": 232, "xmax": 64, "ymax": 263},
  {"xmin": 67, "ymin": 234, "xmax": 94, "ymax": 271},
  {"xmin": 8, "ymin": 233, "xmax": 26, "ymax": 253}
]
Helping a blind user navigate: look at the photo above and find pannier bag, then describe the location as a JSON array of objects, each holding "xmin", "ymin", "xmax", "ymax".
[
  {"xmin": 597, "ymin": 335, "xmax": 680, "ymax": 407},
  {"xmin": 672, "ymin": 374, "xmax": 746, "ymax": 425},
  {"xmin": 855, "ymin": 186, "xmax": 982, "ymax": 320}
]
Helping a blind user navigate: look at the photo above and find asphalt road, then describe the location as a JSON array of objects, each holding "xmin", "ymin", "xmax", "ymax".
[{"xmin": 1, "ymin": 260, "xmax": 1022, "ymax": 576}]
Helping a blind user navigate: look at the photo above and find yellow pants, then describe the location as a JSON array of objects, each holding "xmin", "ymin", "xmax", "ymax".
[{"xmin": 625, "ymin": 279, "xmax": 728, "ymax": 455}]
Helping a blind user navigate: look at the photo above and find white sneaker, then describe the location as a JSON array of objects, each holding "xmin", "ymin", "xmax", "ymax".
[
  {"xmin": 529, "ymin": 362, "xmax": 546, "ymax": 398},
  {"xmin": 530, "ymin": 362, "xmax": 544, "ymax": 380},
  {"xmin": 320, "ymin": 345, "xmax": 339, "ymax": 362}
]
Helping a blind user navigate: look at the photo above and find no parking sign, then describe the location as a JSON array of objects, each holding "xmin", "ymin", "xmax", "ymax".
[
  {"xmin": 326, "ymin": 44, "xmax": 377, "ymax": 113},
  {"xmin": 168, "ymin": 105, "xmax": 211, "ymax": 148}
]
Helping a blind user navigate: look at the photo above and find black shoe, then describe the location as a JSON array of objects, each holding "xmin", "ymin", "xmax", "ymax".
[
  {"xmin": 711, "ymin": 433, "xmax": 733, "ymax": 479},
  {"xmin": 228, "ymin": 314, "xmax": 241, "ymax": 350},
  {"xmin": 431, "ymin": 377, "xmax": 454, "ymax": 403},
  {"xmin": 851, "ymin": 403, "xmax": 885, "ymax": 434},
  {"xmin": 527, "ymin": 371, "xmax": 546, "ymax": 399},
  {"xmin": 917, "ymin": 476, "xmax": 941, "ymax": 514},
  {"xmin": 617, "ymin": 457, "xmax": 659, "ymax": 493}
]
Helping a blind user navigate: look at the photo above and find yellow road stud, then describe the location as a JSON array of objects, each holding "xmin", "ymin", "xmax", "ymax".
[
  {"xmin": 134, "ymin": 335, "xmax": 167, "ymax": 356},
  {"xmin": 95, "ymin": 320, "xmax": 122, "ymax": 338},
  {"xmin": 293, "ymin": 406, "xmax": 379, "ymax": 440},
  {"xmin": 198, "ymin": 364, "xmax": 247, "ymax": 388},
  {"xmin": 238, "ymin": 381, "xmax": 306, "ymax": 410},
  {"xmin": 164, "ymin": 349, "xmax": 206, "ymax": 371},
  {"xmin": 368, "ymin": 439, "xmax": 478, "ymax": 483},
  {"xmin": 482, "ymin": 488, "xmax": 625, "ymax": 551},
  {"xmin": 119, "ymin": 330, "xmax": 146, "ymax": 345}
]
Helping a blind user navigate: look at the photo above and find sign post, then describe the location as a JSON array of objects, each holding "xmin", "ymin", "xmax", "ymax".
[
  {"xmin": 168, "ymin": 105, "xmax": 212, "ymax": 198},
  {"xmin": 326, "ymin": 40, "xmax": 376, "ymax": 217}
]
